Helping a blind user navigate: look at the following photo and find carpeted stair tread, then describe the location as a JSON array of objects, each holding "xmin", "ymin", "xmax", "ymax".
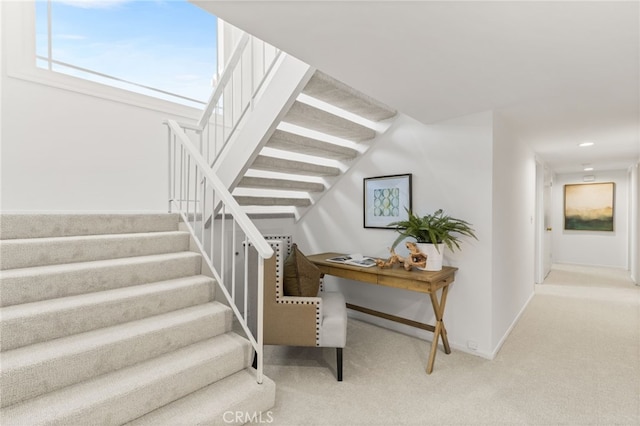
[
  {"xmin": 283, "ymin": 101, "xmax": 376, "ymax": 142},
  {"xmin": 266, "ymin": 129, "xmax": 359, "ymax": 160},
  {"xmin": 237, "ymin": 176, "xmax": 325, "ymax": 192},
  {"xmin": 251, "ymin": 155, "xmax": 340, "ymax": 177},
  {"xmin": 0, "ymin": 251, "xmax": 202, "ymax": 307},
  {"xmin": 0, "ymin": 231, "xmax": 190, "ymax": 270},
  {"xmin": 0, "ymin": 275, "xmax": 214, "ymax": 351},
  {"xmin": 0, "ymin": 213, "xmax": 180, "ymax": 240},
  {"xmin": 1, "ymin": 302, "xmax": 231, "ymax": 407},
  {"xmin": 0, "ymin": 333, "xmax": 252, "ymax": 426},
  {"xmin": 235, "ymin": 195, "xmax": 312, "ymax": 207},
  {"xmin": 126, "ymin": 368, "xmax": 276, "ymax": 426},
  {"xmin": 302, "ymin": 71, "xmax": 397, "ymax": 122}
]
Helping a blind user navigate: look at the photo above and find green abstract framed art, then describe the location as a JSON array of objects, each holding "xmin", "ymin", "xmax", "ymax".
[{"xmin": 564, "ymin": 182, "xmax": 615, "ymax": 231}]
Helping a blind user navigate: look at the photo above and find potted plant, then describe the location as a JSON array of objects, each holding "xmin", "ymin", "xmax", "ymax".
[{"xmin": 389, "ymin": 208, "xmax": 477, "ymax": 271}]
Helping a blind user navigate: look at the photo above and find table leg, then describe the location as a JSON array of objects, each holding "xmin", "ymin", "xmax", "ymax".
[
  {"xmin": 438, "ymin": 285, "xmax": 451, "ymax": 354},
  {"xmin": 426, "ymin": 285, "xmax": 451, "ymax": 374}
]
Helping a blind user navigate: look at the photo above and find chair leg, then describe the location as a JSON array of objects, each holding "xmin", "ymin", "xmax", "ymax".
[{"xmin": 336, "ymin": 347, "xmax": 343, "ymax": 382}]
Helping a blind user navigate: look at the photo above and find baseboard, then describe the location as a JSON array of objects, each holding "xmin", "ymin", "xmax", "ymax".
[
  {"xmin": 553, "ymin": 261, "xmax": 629, "ymax": 270},
  {"xmin": 448, "ymin": 341, "xmax": 494, "ymax": 360},
  {"xmin": 489, "ymin": 290, "xmax": 535, "ymax": 359}
]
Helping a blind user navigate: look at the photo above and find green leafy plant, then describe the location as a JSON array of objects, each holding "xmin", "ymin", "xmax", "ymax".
[{"xmin": 389, "ymin": 208, "xmax": 478, "ymax": 253}]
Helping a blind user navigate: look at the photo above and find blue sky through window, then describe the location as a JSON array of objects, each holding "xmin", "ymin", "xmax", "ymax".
[{"xmin": 35, "ymin": 0, "xmax": 218, "ymax": 106}]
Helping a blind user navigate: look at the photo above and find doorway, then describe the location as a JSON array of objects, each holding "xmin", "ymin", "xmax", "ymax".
[{"xmin": 535, "ymin": 162, "xmax": 553, "ymax": 284}]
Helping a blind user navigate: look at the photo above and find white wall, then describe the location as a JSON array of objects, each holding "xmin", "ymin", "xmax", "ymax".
[
  {"xmin": 1, "ymin": 78, "xmax": 192, "ymax": 212},
  {"xmin": 551, "ymin": 170, "xmax": 630, "ymax": 268},
  {"xmin": 491, "ymin": 114, "xmax": 536, "ymax": 351},
  {"xmin": 293, "ymin": 111, "xmax": 496, "ymax": 357}
]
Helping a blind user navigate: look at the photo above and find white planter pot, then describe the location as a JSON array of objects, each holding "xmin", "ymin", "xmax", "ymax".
[{"xmin": 416, "ymin": 243, "xmax": 444, "ymax": 271}]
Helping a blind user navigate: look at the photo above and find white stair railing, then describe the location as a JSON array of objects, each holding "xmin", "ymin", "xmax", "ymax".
[
  {"xmin": 176, "ymin": 32, "xmax": 282, "ymax": 167},
  {"xmin": 162, "ymin": 29, "xmax": 283, "ymax": 383},
  {"xmin": 166, "ymin": 119, "xmax": 273, "ymax": 384}
]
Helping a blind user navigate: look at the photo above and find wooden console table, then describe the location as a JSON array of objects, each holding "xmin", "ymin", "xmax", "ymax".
[{"xmin": 307, "ymin": 252, "xmax": 457, "ymax": 374}]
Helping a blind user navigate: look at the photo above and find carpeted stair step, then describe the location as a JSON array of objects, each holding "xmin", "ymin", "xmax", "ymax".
[
  {"xmin": 1, "ymin": 302, "xmax": 231, "ymax": 407},
  {"xmin": 0, "ymin": 231, "xmax": 190, "ymax": 270},
  {"xmin": 127, "ymin": 368, "xmax": 276, "ymax": 426},
  {"xmin": 0, "ymin": 251, "xmax": 202, "ymax": 307},
  {"xmin": 237, "ymin": 176, "xmax": 325, "ymax": 193},
  {"xmin": 0, "ymin": 333, "xmax": 252, "ymax": 426},
  {"xmin": 283, "ymin": 101, "xmax": 376, "ymax": 142},
  {"xmin": 302, "ymin": 71, "xmax": 397, "ymax": 122},
  {"xmin": 251, "ymin": 155, "xmax": 340, "ymax": 177},
  {"xmin": 266, "ymin": 129, "xmax": 359, "ymax": 160},
  {"xmin": 0, "ymin": 275, "xmax": 214, "ymax": 351},
  {"xmin": 235, "ymin": 196, "xmax": 312, "ymax": 207},
  {"xmin": 0, "ymin": 213, "xmax": 179, "ymax": 240}
]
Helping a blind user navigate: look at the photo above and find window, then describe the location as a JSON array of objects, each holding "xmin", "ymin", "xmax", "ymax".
[{"xmin": 35, "ymin": 0, "xmax": 218, "ymax": 108}]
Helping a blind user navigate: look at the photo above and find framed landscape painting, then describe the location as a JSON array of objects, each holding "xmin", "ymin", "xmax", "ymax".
[
  {"xmin": 363, "ymin": 174, "xmax": 412, "ymax": 228},
  {"xmin": 564, "ymin": 182, "xmax": 615, "ymax": 231}
]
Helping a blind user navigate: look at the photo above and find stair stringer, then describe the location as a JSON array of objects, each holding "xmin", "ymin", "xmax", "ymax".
[{"xmin": 211, "ymin": 54, "xmax": 316, "ymax": 192}]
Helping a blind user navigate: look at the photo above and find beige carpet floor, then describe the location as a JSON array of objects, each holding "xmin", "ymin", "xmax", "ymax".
[{"xmin": 256, "ymin": 264, "xmax": 640, "ymax": 425}]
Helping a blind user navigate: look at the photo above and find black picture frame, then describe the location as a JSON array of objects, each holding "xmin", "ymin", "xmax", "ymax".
[{"xmin": 363, "ymin": 173, "xmax": 412, "ymax": 229}]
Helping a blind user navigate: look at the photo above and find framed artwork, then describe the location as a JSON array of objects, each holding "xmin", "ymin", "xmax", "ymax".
[
  {"xmin": 564, "ymin": 182, "xmax": 615, "ymax": 231},
  {"xmin": 363, "ymin": 174, "xmax": 412, "ymax": 228}
]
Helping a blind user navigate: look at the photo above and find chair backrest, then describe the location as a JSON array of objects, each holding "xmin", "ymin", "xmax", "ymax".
[
  {"xmin": 264, "ymin": 235, "xmax": 292, "ymax": 299},
  {"xmin": 264, "ymin": 235, "xmax": 293, "ymax": 257}
]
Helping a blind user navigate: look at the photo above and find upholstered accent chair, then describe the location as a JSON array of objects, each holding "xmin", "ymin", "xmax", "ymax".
[{"xmin": 260, "ymin": 236, "xmax": 347, "ymax": 381}]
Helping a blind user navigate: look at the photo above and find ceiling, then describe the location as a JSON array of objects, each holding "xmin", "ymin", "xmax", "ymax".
[{"xmin": 194, "ymin": 0, "xmax": 640, "ymax": 174}]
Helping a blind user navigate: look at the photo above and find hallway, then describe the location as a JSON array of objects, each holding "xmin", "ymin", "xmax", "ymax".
[
  {"xmin": 537, "ymin": 263, "xmax": 639, "ymax": 303},
  {"xmin": 544, "ymin": 263, "xmax": 635, "ymax": 288}
]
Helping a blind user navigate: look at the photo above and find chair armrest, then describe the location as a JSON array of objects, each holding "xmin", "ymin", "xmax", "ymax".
[
  {"xmin": 264, "ymin": 296, "xmax": 321, "ymax": 346},
  {"xmin": 279, "ymin": 296, "xmax": 321, "ymax": 305}
]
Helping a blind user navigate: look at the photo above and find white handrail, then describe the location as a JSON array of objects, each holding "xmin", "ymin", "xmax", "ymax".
[{"xmin": 167, "ymin": 120, "xmax": 273, "ymax": 259}]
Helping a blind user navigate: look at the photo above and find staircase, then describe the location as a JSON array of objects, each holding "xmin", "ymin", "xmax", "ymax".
[
  {"xmin": 0, "ymin": 214, "xmax": 275, "ymax": 425},
  {"xmin": 232, "ymin": 70, "xmax": 397, "ymax": 217}
]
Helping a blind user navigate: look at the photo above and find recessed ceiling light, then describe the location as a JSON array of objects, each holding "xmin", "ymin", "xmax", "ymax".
[
  {"xmin": 584, "ymin": 167, "xmax": 594, "ymax": 171},
  {"xmin": 578, "ymin": 141, "xmax": 595, "ymax": 147}
]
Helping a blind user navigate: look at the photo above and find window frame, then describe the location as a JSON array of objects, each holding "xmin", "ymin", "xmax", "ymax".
[{"xmin": 3, "ymin": 1, "xmax": 209, "ymax": 117}]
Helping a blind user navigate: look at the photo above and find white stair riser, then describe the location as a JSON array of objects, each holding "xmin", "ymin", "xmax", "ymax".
[
  {"xmin": 1, "ymin": 335, "xmax": 252, "ymax": 426},
  {"xmin": 0, "ymin": 232, "xmax": 190, "ymax": 270},
  {"xmin": 0, "ymin": 214, "xmax": 180, "ymax": 240},
  {"xmin": 0, "ymin": 277, "xmax": 214, "ymax": 351},
  {"xmin": 1, "ymin": 303, "xmax": 231, "ymax": 407},
  {"xmin": 0, "ymin": 252, "xmax": 202, "ymax": 307},
  {"xmin": 126, "ymin": 369, "xmax": 276, "ymax": 426}
]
